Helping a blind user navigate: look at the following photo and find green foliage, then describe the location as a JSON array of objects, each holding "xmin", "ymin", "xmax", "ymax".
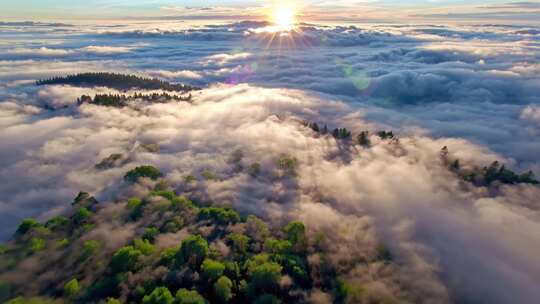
[
  {"xmin": 333, "ymin": 279, "xmax": 364, "ymax": 304},
  {"xmin": 151, "ymin": 190, "xmax": 176, "ymax": 202},
  {"xmin": 246, "ymin": 215, "xmax": 270, "ymax": 242},
  {"xmin": 247, "ymin": 260, "xmax": 283, "ymax": 296},
  {"xmin": 0, "ymin": 282, "xmax": 11, "ymax": 302},
  {"xmin": 16, "ymin": 218, "xmax": 41, "ymax": 235},
  {"xmin": 171, "ymin": 196, "xmax": 196, "ymax": 211},
  {"xmin": 202, "ymin": 171, "xmax": 217, "ymax": 181},
  {"xmin": 277, "ymin": 156, "xmax": 298, "ymax": 174},
  {"xmin": 0, "ymin": 244, "xmax": 7, "ymax": 254},
  {"xmin": 160, "ymin": 217, "xmax": 184, "ymax": 233},
  {"xmin": 45, "ymin": 216, "xmax": 69, "ymax": 230},
  {"xmin": 82, "ymin": 240, "xmax": 100, "ymax": 259},
  {"xmin": 96, "ymin": 153, "xmax": 124, "ymax": 169},
  {"xmin": 134, "ymin": 238, "xmax": 156, "ymax": 256},
  {"xmin": 64, "ymin": 278, "xmax": 80, "ymax": 297},
  {"xmin": 84, "ymin": 276, "xmax": 120, "ymax": 301},
  {"xmin": 127, "ymin": 198, "xmax": 144, "ymax": 221},
  {"xmin": 264, "ymin": 238, "xmax": 292, "ymax": 255},
  {"xmin": 227, "ymin": 233, "xmax": 250, "ymax": 257},
  {"xmin": 6, "ymin": 297, "xmax": 58, "ymax": 304},
  {"xmin": 111, "ymin": 246, "xmax": 141, "ymax": 273},
  {"xmin": 29, "ymin": 238, "xmax": 45, "ymax": 253},
  {"xmin": 184, "ymin": 175, "xmax": 197, "ymax": 183},
  {"xmin": 143, "ymin": 287, "xmax": 174, "ymax": 304},
  {"xmin": 280, "ymin": 254, "xmax": 309, "ymax": 287},
  {"xmin": 56, "ymin": 238, "xmax": 69, "ymax": 248},
  {"xmin": 73, "ymin": 207, "xmax": 93, "ymax": 225},
  {"xmin": 176, "ymin": 235, "xmax": 209, "ymax": 269},
  {"xmin": 106, "ymin": 298, "xmax": 121, "ymax": 304},
  {"xmin": 201, "ymin": 259, "xmax": 225, "ymax": 282},
  {"xmin": 124, "ymin": 166, "xmax": 163, "ymax": 183},
  {"xmin": 175, "ymin": 289, "xmax": 207, "ymax": 304},
  {"xmin": 253, "ymin": 294, "xmax": 281, "ymax": 304},
  {"xmin": 143, "ymin": 227, "xmax": 160, "ymax": 242},
  {"xmin": 283, "ymin": 221, "xmax": 306, "ymax": 253},
  {"xmin": 213, "ymin": 276, "xmax": 233, "ymax": 303},
  {"xmin": 198, "ymin": 207, "xmax": 240, "ymax": 225},
  {"xmin": 160, "ymin": 246, "xmax": 180, "ymax": 267}
]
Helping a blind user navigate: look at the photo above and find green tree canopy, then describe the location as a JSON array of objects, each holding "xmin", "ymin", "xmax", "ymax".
[
  {"xmin": 213, "ymin": 276, "xmax": 233, "ymax": 303},
  {"xmin": 175, "ymin": 289, "xmax": 207, "ymax": 304},
  {"xmin": 63, "ymin": 278, "xmax": 80, "ymax": 298},
  {"xmin": 124, "ymin": 166, "xmax": 163, "ymax": 183},
  {"xmin": 201, "ymin": 259, "xmax": 225, "ymax": 282},
  {"xmin": 110, "ymin": 246, "xmax": 141, "ymax": 273},
  {"xmin": 176, "ymin": 235, "xmax": 209, "ymax": 269},
  {"xmin": 143, "ymin": 287, "xmax": 174, "ymax": 304}
]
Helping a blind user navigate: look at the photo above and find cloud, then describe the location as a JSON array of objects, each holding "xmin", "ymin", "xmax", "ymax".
[
  {"xmin": 3, "ymin": 47, "xmax": 72, "ymax": 57},
  {"xmin": 521, "ymin": 105, "xmax": 540, "ymax": 127},
  {"xmin": 1, "ymin": 20, "xmax": 540, "ymax": 303},
  {"xmin": 80, "ymin": 45, "xmax": 135, "ymax": 54}
]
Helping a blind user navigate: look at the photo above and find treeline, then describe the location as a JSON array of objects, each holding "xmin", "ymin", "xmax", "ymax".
[
  {"xmin": 305, "ymin": 121, "xmax": 395, "ymax": 144},
  {"xmin": 36, "ymin": 73, "xmax": 200, "ymax": 92},
  {"xmin": 0, "ymin": 166, "xmax": 392, "ymax": 304},
  {"xmin": 440, "ymin": 146, "xmax": 538, "ymax": 186},
  {"xmin": 77, "ymin": 92, "xmax": 193, "ymax": 108}
]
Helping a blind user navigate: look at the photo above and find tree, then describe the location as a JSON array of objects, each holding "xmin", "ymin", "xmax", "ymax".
[
  {"xmin": 201, "ymin": 259, "xmax": 225, "ymax": 282},
  {"xmin": 175, "ymin": 289, "xmax": 206, "ymax": 304},
  {"xmin": 73, "ymin": 207, "xmax": 93, "ymax": 225},
  {"xmin": 16, "ymin": 218, "xmax": 40, "ymax": 235},
  {"xmin": 63, "ymin": 279, "xmax": 80, "ymax": 298},
  {"xmin": 176, "ymin": 235, "xmax": 209, "ymax": 269},
  {"xmin": 283, "ymin": 221, "xmax": 306, "ymax": 253},
  {"xmin": 143, "ymin": 227, "xmax": 160, "ymax": 242},
  {"xmin": 110, "ymin": 246, "xmax": 141, "ymax": 273},
  {"xmin": 82, "ymin": 240, "xmax": 100, "ymax": 260},
  {"xmin": 227, "ymin": 233, "xmax": 250, "ymax": 257},
  {"xmin": 143, "ymin": 287, "xmax": 174, "ymax": 304},
  {"xmin": 247, "ymin": 262, "xmax": 283, "ymax": 296},
  {"xmin": 134, "ymin": 238, "xmax": 156, "ymax": 256},
  {"xmin": 214, "ymin": 276, "xmax": 233, "ymax": 303},
  {"xmin": 124, "ymin": 166, "xmax": 163, "ymax": 183},
  {"xmin": 357, "ymin": 131, "xmax": 370, "ymax": 147},
  {"xmin": 377, "ymin": 131, "xmax": 394, "ymax": 140},
  {"xmin": 28, "ymin": 238, "xmax": 45, "ymax": 253},
  {"xmin": 253, "ymin": 294, "xmax": 281, "ymax": 304},
  {"xmin": 198, "ymin": 207, "xmax": 240, "ymax": 225}
]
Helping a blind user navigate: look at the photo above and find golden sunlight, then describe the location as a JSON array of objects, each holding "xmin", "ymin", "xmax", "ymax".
[{"xmin": 269, "ymin": 2, "xmax": 297, "ymax": 31}]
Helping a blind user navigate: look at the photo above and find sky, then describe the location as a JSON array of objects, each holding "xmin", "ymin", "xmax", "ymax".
[{"xmin": 2, "ymin": 0, "xmax": 539, "ymax": 21}]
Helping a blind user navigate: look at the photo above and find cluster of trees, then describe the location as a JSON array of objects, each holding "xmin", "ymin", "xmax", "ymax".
[
  {"xmin": 36, "ymin": 73, "xmax": 199, "ymax": 92},
  {"xmin": 305, "ymin": 121, "xmax": 396, "ymax": 145},
  {"xmin": 441, "ymin": 147, "xmax": 538, "ymax": 186},
  {"xmin": 0, "ymin": 165, "xmax": 391, "ymax": 304},
  {"xmin": 77, "ymin": 92, "xmax": 192, "ymax": 108}
]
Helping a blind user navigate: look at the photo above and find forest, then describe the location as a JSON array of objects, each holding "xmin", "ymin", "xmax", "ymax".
[
  {"xmin": 0, "ymin": 165, "xmax": 392, "ymax": 304},
  {"xmin": 77, "ymin": 93, "xmax": 193, "ymax": 108},
  {"xmin": 36, "ymin": 73, "xmax": 200, "ymax": 92}
]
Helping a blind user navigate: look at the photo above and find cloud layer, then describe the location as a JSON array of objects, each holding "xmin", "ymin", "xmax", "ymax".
[{"xmin": 1, "ymin": 19, "xmax": 540, "ymax": 303}]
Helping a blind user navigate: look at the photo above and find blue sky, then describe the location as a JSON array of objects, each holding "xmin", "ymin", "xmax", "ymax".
[{"xmin": 1, "ymin": 0, "xmax": 528, "ymax": 19}]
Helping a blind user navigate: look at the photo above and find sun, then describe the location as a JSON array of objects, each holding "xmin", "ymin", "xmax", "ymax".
[{"xmin": 270, "ymin": 3, "xmax": 297, "ymax": 31}]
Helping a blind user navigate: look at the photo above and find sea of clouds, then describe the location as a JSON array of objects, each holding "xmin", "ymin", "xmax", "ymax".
[{"xmin": 1, "ymin": 19, "xmax": 540, "ymax": 303}]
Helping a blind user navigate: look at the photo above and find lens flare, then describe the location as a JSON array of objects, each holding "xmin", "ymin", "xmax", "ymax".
[{"xmin": 272, "ymin": 6, "xmax": 296, "ymax": 30}]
